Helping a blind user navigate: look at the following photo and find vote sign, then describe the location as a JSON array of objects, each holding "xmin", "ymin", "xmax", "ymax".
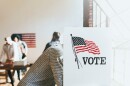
[{"xmin": 64, "ymin": 28, "xmax": 112, "ymax": 86}]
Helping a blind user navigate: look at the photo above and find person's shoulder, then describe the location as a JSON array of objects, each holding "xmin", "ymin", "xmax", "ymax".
[
  {"xmin": 46, "ymin": 42, "xmax": 51, "ymax": 46},
  {"xmin": 48, "ymin": 41, "xmax": 52, "ymax": 44},
  {"xmin": 20, "ymin": 41, "xmax": 25, "ymax": 45},
  {"xmin": 48, "ymin": 46, "xmax": 63, "ymax": 57},
  {"xmin": 12, "ymin": 42, "xmax": 18, "ymax": 47},
  {"xmin": 49, "ymin": 45, "xmax": 63, "ymax": 52},
  {"xmin": 21, "ymin": 41, "xmax": 26, "ymax": 44}
]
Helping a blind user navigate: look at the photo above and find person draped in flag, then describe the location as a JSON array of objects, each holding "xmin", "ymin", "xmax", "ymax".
[
  {"xmin": 43, "ymin": 32, "xmax": 63, "ymax": 66},
  {"xmin": 18, "ymin": 32, "xmax": 63, "ymax": 86}
]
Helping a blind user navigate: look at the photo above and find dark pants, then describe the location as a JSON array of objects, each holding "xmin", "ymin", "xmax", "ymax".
[
  {"xmin": 7, "ymin": 70, "xmax": 21, "ymax": 86},
  {"xmin": 7, "ymin": 70, "xmax": 14, "ymax": 86},
  {"xmin": 17, "ymin": 70, "xmax": 20, "ymax": 80},
  {"xmin": 21, "ymin": 67, "xmax": 27, "ymax": 73}
]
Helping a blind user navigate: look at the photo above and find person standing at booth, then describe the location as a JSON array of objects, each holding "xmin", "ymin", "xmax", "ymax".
[
  {"xmin": 11, "ymin": 34, "xmax": 23, "ymax": 80},
  {"xmin": 0, "ymin": 37, "xmax": 17, "ymax": 86},
  {"xmin": 19, "ymin": 36, "xmax": 28, "ymax": 75}
]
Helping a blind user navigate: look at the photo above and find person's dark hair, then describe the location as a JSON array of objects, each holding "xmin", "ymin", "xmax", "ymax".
[
  {"xmin": 51, "ymin": 32, "xmax": 60, "ymax": 41},
  {"xmin": 11, "ymin": 34, "xmax": 20, "ymax": 41}
]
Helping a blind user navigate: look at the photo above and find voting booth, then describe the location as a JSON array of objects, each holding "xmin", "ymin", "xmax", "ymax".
[{"xmin": 64, "ymin": 27, "xmax": 112, "ymax": 86}]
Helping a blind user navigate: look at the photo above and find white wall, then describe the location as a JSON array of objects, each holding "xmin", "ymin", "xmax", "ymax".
[
  {"xmin": 113, "ymin": 49, "xmax": 130, "ymax": 86},
  {"xmin": 0, "ymin": 0, "xmax": 83, "ymax": 63}
]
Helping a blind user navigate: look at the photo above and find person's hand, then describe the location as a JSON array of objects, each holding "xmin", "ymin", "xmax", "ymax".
[{"xmin": 10, "ymin": 58, "xmax": 14, "ymax": 62}]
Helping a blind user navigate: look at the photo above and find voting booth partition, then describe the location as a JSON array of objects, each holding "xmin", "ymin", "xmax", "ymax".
[{"xmin": 64, "ymin": 27, "xmax": 112, "ymax": 86}]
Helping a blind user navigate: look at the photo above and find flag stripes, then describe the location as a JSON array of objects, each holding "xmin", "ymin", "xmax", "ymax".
[
  {"xmin": 72, "ymin": 36, "xmax": 100, "ymax": 55},
  {"xmin": 14, "ymin": 33, "xmax": 36, "ymax": 48},
  {"xmin": 22, "ymin": 33, "xmax": 36, "ymax": 48}
]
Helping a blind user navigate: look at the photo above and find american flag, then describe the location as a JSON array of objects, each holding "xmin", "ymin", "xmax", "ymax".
[
  {"xmin": 72, "ymin": 36, "xmax": 100, "ymax": 55},
  {"xmin": 14, "ymin": 33, "xmax": 36, "ymax": 48}
]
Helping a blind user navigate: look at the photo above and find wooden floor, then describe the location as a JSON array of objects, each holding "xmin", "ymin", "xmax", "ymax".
[
  {"xmin": 0, "ymin": 71, "xmax": 26, "ymax": 86},
  {"xmin": 0, "ymin": 78, "xmax": 20, "ymax": 86}
]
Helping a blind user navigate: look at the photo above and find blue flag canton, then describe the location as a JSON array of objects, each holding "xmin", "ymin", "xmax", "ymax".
[{"xmin": 72, "ymin": 37, "xmax": 86, "ymax": 46}]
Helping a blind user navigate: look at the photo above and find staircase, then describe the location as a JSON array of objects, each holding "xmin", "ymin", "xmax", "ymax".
[{"xmin": 84, "ymin": 0, "xmax": 109, "ymax": 27}]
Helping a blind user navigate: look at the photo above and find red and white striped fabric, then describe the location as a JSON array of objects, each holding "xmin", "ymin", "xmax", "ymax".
[
  {"xmin": 74, "ymin": 40, "xmax": 100, "ymax": 55},
  {"xmin": 21, "ymin": 33, "xmax": 36, "ymax": 48}
]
